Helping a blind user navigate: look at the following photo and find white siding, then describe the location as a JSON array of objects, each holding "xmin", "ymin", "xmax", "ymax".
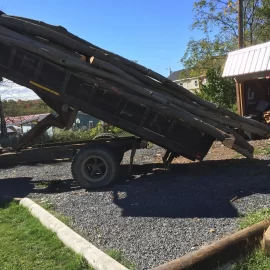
[{"xmin": 175, "ymin": 78, "xmax": 200, "ymax": 91}]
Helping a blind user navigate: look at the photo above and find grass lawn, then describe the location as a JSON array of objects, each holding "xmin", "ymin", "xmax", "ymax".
[
  {"xmin": 232, "ymin": 247, "xmax": 270, "ymax": 270},
  {"xmin": 107, "ymin": 249, "xmax": 135, "ymax": 270},
  {"xmin": 239, "ymin": 208, "xmax": 270, "ymax": 230},
  {"xmin": 39, "ymin": 199, "xmax": 135, "ymax": 269},
  {"xmin": 231, "ymin": 208, "xmax": 270, "ymax": 270},
  {"xmin": 0, "ymin": 200, "xmax": 94, "ymax": 270}
]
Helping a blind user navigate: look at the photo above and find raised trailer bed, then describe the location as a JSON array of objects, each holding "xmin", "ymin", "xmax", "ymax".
[
  {"xmin": 0, "ymin": 42, "xmax": 216, "ymax": 184},
  {"xmin": 1, "ymin": 12, "xmax": 270, "ymax": 188}
]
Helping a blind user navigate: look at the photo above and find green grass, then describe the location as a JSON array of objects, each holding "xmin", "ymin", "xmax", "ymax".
[
  {"xmin": 233, "ymin": 152, "xmax": 243, "ymax": 159},
  {"xmin": 106, "ymin": 249, "xmax": 135, "ymax": 270},
  {"xmin": 33, "ymin": 181, "xmax": 50, "ymax": 189},
  {"xmin": 229, "ymin": 208, "xmax": 270, "ymax": 270},
  {"xmin": 233, "ymin": 143, "xmax": 270, "ymax": 159},
  {"xmin": 254, "ymin": 144, "xmax": 270, "ymax": 156},
  {"xmin": 49, "ymin": 128, "xmax": 100, "ymax": 143},
  {"xmin": 48, "ymin": 124, "xmax": 126, "ymax": 144},
  {"xmin": 0, "ymin": 200, "xmax": 94, "ymax": 270},
  {"xmin": 37, "ymin": 200, "xmax": 72, "ymax": 226},
  {"xmin": 232, "ymin": 247, "xmax": 270, "ymax": 270},
  {"xmin": 239, "ymin": 208, "xmax": 270, "ymax": 230},
  {"xmin": 37, "ymin": 200, "xmax": 135, "ymax": 269}
]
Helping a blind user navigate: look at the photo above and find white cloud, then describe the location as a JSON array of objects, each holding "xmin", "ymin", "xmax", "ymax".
[{"xmin": 0, "ymin": 79, "xmax": 39, "ymax": 101}]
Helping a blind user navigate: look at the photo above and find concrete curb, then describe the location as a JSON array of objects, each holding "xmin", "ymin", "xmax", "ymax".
[{"xmin": 20, "ymin": 198, "xmax": 128, "ymax": 270}]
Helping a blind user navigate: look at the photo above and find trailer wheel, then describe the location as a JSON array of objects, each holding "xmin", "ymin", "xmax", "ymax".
[{"xmin": 71, "ymin": 147, "xmax": 119, "ymax": 189}]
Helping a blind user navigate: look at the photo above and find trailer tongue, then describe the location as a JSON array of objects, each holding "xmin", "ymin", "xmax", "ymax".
[{"xmin": 0, "ymin": 12, "xmax": 269, "ymax": 188}]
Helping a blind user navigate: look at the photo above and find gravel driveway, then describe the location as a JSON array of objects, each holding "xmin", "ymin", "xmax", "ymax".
[{"xmin": 0, "ymin": 145, "xmax": 270, "ymax": 269}]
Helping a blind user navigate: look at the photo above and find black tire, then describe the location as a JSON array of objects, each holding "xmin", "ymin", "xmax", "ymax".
[
  {"xmin": 71, "ymin": 146, "xmax": 119, "ymax": 189},
  {"xmin": 93, "ymin": 134, "xmax": 124, "ymax": 162}
]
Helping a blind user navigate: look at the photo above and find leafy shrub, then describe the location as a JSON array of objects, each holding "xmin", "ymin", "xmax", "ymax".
[{"xmin": 199, "ymin": 67, "xmax": 236, "ymax": 110}]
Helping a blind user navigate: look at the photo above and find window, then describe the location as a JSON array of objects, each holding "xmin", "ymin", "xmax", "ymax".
[{"xmin": 194, "ymin": 80, "xmax": 198, "ymax": 87}]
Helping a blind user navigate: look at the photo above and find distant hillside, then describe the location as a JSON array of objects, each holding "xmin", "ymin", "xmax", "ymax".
[
  {"xmin": 3, "ymin": 99, "xmax": 53, "ymax": 117},
  {"xmin": 0, "ymin": 78, "xmax": 52, "ymax": 117}
]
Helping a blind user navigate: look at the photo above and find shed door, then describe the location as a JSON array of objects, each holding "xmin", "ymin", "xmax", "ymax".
[{"xmin": 243, "ymin": 79, "xmax": 270, "ymax": 115}]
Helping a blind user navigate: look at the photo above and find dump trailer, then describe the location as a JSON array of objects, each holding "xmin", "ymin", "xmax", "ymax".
[{"xmin": 0, "ymin": 12, "xmax": 270, "ymax": 188}]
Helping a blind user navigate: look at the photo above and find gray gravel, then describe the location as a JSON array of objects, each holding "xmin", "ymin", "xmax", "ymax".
[{"xmin": 1, "ymin": 145, "xmax": 270, "ymax": 269}]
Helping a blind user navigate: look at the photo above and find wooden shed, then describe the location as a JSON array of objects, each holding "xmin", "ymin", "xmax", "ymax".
[{"xmin": 222, "ymin": 41, "xmax": 270, "ymax": 125}]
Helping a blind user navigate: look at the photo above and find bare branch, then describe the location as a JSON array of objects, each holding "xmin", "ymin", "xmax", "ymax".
[{"xmin": 200, "ymin": 10, "xmax": 238, "ymax": 37}]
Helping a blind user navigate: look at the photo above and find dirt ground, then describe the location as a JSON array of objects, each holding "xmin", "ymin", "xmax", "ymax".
[{"xmin": 153, "ymin": 139, "xmax": 270, "ymax": 164}]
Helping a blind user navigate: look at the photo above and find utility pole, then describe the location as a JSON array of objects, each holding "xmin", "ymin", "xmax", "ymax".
[
  {"xmin": 238, "ymin": 0, "xmax": 244, "ymax": 49},
  {"xmin": 0, "ymin": 96, "xmax": 7, "ymax": 138}
]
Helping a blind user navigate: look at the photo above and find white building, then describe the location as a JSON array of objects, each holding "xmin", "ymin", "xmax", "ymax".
[{"xmin": 167, "ymin": 70, "xmax": 206, "ymax": 93}]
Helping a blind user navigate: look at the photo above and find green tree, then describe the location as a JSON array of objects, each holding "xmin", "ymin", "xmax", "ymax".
[
  {"xmin": 3, "ymin": 99, "xmax": 52, "ymax": 117},
  {"xmin": 181, "ymin": 0, "xmax": 270, "ymax": 74},
  {"xmin": 199, "ymin": 68, "xmax": 236, "ymax": 109},
  {"xmin": 255, "ymin": 0, "xmax": 270, "ymax": 42},
  {"xmin": 180, "ymin": 0, "xmax": 270, "ymax": 109},
  {"xmin": 180, "ymin": 37, "xmax": 235, "ymax": 78},
  {"xmin": 192, "ymin": 0, "xmax": 270, "ymax": 46}
]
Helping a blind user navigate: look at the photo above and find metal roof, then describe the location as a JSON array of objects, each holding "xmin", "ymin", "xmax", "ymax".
[
  {"xmin": 5, "ymin": 113, "xmax": 49, "ymax": 125},
  {"xmin": 0, "ymin": 127, "xmax": 16, "ymax": 134},
  {"xmin": 222, "ymin": 41, "xmax": 270, "ymax": 79},
  {"xmin": 167, "ymin": 69, "xmax": 185, "ymax": 81}
]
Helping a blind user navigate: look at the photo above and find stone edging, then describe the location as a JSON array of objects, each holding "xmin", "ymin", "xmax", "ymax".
[{"xmin": 20, "ymin": 197, "xmax": 128, "ymax": 270}]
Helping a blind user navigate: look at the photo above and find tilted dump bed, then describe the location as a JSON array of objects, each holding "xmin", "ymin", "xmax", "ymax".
[
  {"xmin": 0, "ymin": 41, "xmax": 214, "ymax": 161},
  {"xmin": 1, "ymin": 12, "xmax": 270, "ymax": 163}
]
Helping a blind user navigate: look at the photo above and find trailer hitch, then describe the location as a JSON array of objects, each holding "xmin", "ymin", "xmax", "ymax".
[{"xmin": 11, "ymin": 114, "xmax": 66, "ymax": 152}]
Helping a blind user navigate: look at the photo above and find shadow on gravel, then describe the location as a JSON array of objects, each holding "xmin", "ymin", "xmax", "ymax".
[
  {"xmin": 109, "ymin": 158, "xmax": 270, "ymax": 218},
  {"xmin": 0, "ymin": 177, "xmax": 34, "ymax": 198},
  {"xmin": 0, "ymin": 158, "xmax": 269, "ymax": 219},
  {"xmin": 0, "ymin": 160, "xmax": 69, "ymax": 169},
  {"xmin": 0, "ymin": 177, "xmax": 80, "ymax": 198}
]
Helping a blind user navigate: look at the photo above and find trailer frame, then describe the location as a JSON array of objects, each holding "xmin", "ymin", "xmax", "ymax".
[{"xmin": 0, "ymin": 39, "xmax": 216, "ymax": 188}]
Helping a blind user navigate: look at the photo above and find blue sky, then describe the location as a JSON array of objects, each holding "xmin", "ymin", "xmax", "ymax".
[{"xmin": 1, "ymin": 0, "xmax": 204, "ymax": 77}]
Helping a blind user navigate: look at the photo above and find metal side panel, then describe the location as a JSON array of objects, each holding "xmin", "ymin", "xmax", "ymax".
[{"xmin": 0, "ymin": 41, "xmax": 214, "ymax": 161}]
